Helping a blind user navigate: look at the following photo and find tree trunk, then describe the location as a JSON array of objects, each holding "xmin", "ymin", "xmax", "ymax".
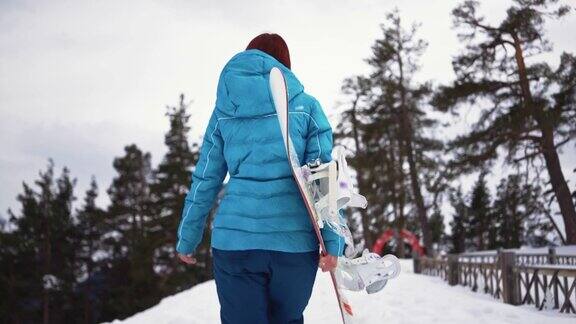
[
  {"xmin": 396, "ymin": 49, "xmax": 433, "ymax": 256},
  {"xmin": 387, "ymin": 133, "xmax": 406, "ymax": 257},
  {"xmin": 395, "ymin": 136, "xmax": 407, "ymax": 259},
  {"xmin": 540, "ymin": 135, "xmax": 576, "ymax": 243},
  {"xmin": 544, "ymin": 208, "xmax": 567, "ymax": 245},
  {"xmin": 85, "ymin": 241, "xmax": 94, "ymax": 324},
  {"xmin": 349, "ymin": 98, "xmax": 374, "ymax": 249},
  {"xmin": 512, "ymin": 33, "xmax": 576, "ymax": 244},
  {"xmin": 43, "ymin": 248, "xmax": 51, "ymax": 324},
  {"xmin": 404, "ymin": 135, "xmax": 433, "ymax": 255},
  {"xmin": 42, "ymin": 197, "xmax": 51, "ymax": 324},
  {"xmin": 396, "ymin": 206, "xmax": 406, "ymax": 258}
]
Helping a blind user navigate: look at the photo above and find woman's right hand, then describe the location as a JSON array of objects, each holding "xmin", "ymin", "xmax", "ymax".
[
  {"xmin": 319, "ymin": 254, "xmax": 338, "ymax": 272},
  {"xmin": 178, "ymin": 254, "xmax": 197, "ymax": 265}
]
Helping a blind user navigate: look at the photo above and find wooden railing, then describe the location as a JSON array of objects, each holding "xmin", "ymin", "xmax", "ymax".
[
  {"xmin": 420, "ymin": 257, "xmax": 449, "ymax": 280},
  {"xmin": 516, "ymin": 252, "xmax": 576, "ymax": 266},
  {"xmin": 413, "ymin": 248, "xmax": 576, "ymax": 314},
  {"xmin": 517, "ymin": 265, "xmax": 576, "ymax": 313},
  {"xmin": 457, "ymin": 256, "xmax": 502, "ymax": 298}
]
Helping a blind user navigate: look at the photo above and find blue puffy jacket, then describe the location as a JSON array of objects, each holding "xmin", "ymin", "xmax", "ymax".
[{"xmin": 176, "ymin": 49, "xmax": 344, "ymax": 256}]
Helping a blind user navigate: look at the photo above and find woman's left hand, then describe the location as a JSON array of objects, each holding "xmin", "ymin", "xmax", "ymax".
[
  {"xmin": 178, "ymin": 253, "xmax": 197, "ymax": 265},
  {"xmin": 319, "ymin": 254, "xmax": 338, "ymax": 272}
]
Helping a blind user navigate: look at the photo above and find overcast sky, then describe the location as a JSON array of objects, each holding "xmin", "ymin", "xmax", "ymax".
[{"xmin": 1, "ymin": 0, "xmax": 575, "ymax": 232}]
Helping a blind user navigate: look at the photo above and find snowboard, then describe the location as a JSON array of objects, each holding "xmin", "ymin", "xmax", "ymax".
[{"xmin": 269, "ymin": 67, "xmax": 354, "ymax": 324}]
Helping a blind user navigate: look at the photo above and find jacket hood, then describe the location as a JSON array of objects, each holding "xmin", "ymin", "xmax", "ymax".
[{"xmin": 215, "ymin": 49, "xmax": 304, "ymax": 118}]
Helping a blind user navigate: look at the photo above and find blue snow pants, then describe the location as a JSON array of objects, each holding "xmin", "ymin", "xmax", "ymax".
[{"xmin": 213, "ymin": 248, "xmax": 319, "ymax": 324}]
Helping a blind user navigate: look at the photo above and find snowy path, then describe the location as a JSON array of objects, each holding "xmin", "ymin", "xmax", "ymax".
[{"xmin": 111, "ymin": 260, "xmax": 574, "ymax": 324}]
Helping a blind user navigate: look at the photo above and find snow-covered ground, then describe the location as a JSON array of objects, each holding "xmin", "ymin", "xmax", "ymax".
[{"xmin": 110, "ymin": 260, "xmax": 574, "ymax": 324}]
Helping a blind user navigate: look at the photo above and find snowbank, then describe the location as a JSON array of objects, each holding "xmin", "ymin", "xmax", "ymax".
[
  {"xmin": 516, "ymin": 245, "xmax": 576, "ymax": 254},
  {"xmin": 461, "ymin": 245, "xmax": 576, "ymax": 256},
  {"xmin": 110, "ymin": 260, "xmax": 573, "ymax": 324}
]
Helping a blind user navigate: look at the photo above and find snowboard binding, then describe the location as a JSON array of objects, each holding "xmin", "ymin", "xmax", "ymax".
[
  {"xmin": 336, "ymin": 250, "xmax": 400, "ymax": 294},
  {"xmin": 303, "ymin": 147, "xmax": 367, "ymax": 236},
  {"xmin": 303, "ymin": 147, "xmax": 401, "ymax": 294}
]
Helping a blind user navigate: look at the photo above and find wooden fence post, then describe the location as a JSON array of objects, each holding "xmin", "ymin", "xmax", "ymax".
[
  {"xmin": 548, "ymin": 247, "xmax": 556, "ymax": 264},
  {"xmin": 447, "ymin": 254, "xmax": 459, "ymax": 286},
  {"xmin": 412, "ymin": 251, "xmax": 421, "ymax": 274},
  {"xmin": 500, "ymin": 251, "xmax": 520, "ymax": 305}
]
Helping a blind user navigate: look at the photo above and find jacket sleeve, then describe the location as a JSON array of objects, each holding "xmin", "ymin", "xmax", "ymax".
[
  {"xmin": 303, "ymin": 98, "xmax": 333, "ymax": 164},
  {"xmin": 176, "ymin": 111, "xmax": 227, "ymax": 255},
  {"xmin": 304, "ymin": 98, "xmax": 345, "ymax": 257},
  {"xmin": 321, "ymin": 211, "xmax": 346, "ymax": 257}
]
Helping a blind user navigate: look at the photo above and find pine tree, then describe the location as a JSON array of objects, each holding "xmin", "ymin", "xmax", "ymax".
[
  {"xmin": 1, "ymin": 161, "xmax": 78, "ymax": 323},
  {"xmin": 106, "ymin": 144, "xmax": 152, "ymax": 257},
  {"xmin": 336, "ymin": 76, "xmax": 375, "ymax": 248},
  {"xmin": 336, "ymin": 10, "xmax": 444, "ymax": 256},
  {"xmin": 433, "ymin": 0, "xmax": 576, "ymax": 243},
  {"xmin": 104, "ymin": 144, "xmax": 158, "ymax": 319},
  {"xmin": 493, "ymin": 173, "xmax": 553, "ymax": 248},
  {"xmin": 0, "ymin": 211, "xmax": 23, "ymax": 322},
  {"xmin": 428, "ymin": 206, "xmax": 446, "ymax": 247},
  {"xmin": 449, "ymin": 187, "xmax": 470, "ymax": 253},
  {"xmin": 75, "ymin": 177, "xmax": 106, "ymax": 323},
  {"xmin": 148, "ymin": 94, "xmax": 203, "ymax": 293},
  {"xmin": 468, "ymin": 172, "xmax": 492, "ymax": 250}
]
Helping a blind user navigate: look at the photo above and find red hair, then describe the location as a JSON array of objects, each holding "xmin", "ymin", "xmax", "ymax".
[{"xmin": 246, "ymin": 33, "xmax": 291, "ymax": 69}]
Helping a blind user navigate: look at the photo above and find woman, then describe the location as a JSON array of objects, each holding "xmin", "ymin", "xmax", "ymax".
[{"xmin": 176, "ymin": 33, "xmax": 344, "ymax": 324}]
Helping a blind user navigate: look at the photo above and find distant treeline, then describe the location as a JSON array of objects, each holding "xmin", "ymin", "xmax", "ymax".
[
  {"xmin": 1, "ymin": 0, "xmax": 576, "ymax": 323},
  {"xmin": 0, "ymin": 94, "xmax": 212, "ymax": 323}
]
